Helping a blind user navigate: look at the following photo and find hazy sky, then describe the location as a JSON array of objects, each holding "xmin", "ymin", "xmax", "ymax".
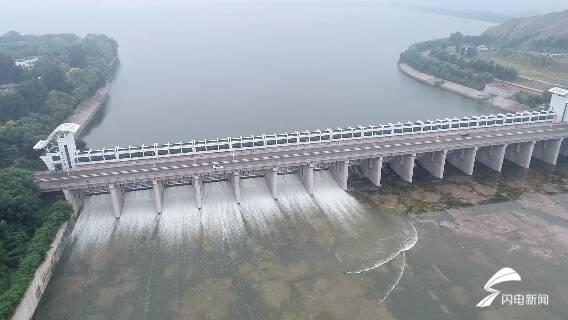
[
  {"xmin": 393, "ymin": 0, "xmax": 566, "ymax": 16},
  {"xmin": 4, "ymin": 0, "xmax": 567, "ymax": 16}
]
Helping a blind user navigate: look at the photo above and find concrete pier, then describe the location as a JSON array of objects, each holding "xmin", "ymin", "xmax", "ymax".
[
  {"xmin": 447, "ymin": 147, "xmax": 477, "ymax": 175},
  {"xmin": 152, "ymin": 180, "xmax": 163, "ymax": 214},
  {"xmin": 108, "ymin": 183, "xmax": 124, "ymax": 219},
  {"xmin": 417, "ymin": 150, "xmax": 447, "ymax": 179},
  {"xmin": 389, "ymin": 154, "xmax": 416, "ymax": 183},
  {"xmin": 265, "ymin": 168, "xmax": 278, "ymax": 199},
  {"xmin": 476, "ymin": 144, "xmax": 507, "ymax": 172},
  {"xmin": 62, "ymin": 189, "xmax": 83, "ymax": 215},
  {"xmin": 360, "ymin": 157, "xmax": 383, "ymax": 186},
  {"xmin": 232, "ymin": 171, "xmax": 241, "ymax": 204},
  {"xmin": 533, "ymin": 138, "xmax": 563, "ymax": 165},
  {"xmin": 330, "ymin": 160, "xmax": 349, "ymax": 190},
  {"xmin": 300, "ymin": 163, "xmax": 314, "ymax": 195},
  {"xmin": 193, "ymin": 176, "xmax": 202, "ymax": 209},
  {"xmin": 505, "ymin": 141, "xmax": 536, "ymax": 168},
  {"xmin": 560, "ymin": 140, "xmax": 568, "ymax": 158}
]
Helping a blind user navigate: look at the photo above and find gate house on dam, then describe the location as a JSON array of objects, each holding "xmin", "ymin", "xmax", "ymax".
[{"xmin": 33, "ymin": 88, "xmax": 568, "ymax": 219}]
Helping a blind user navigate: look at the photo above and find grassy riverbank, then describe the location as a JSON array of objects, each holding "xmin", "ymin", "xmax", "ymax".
[{"xmin": 479, "ymin": 51, "xmax": 568, "ymax": 88}]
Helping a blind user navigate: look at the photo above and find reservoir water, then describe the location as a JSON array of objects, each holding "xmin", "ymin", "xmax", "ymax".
[
  {"xmin": 3, "ymin": 1, "xmax": 567, "ymax": 319},
  {"xmin": 2, "ymin": 1, "xmax": 496, "ymax": 147}
]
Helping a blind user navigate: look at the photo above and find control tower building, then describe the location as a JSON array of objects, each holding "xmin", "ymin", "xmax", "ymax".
[{"xmin": 549, "ymin": 87, "xmax": 568, "ymax": 122}]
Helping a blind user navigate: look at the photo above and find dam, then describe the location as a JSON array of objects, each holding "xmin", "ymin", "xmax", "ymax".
[{"xmin": 33, "ymin": 103, "xmax": 568, "ymax": 219}]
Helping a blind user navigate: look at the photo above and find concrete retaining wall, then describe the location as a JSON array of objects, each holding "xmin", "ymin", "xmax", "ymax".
[
  {"xmin": 65, "ymin": 82, "xmax": 111, "ymax": 137},
  {"xmin": 10, "ymin": 219, "xmax": 75, "ymax": 320}
]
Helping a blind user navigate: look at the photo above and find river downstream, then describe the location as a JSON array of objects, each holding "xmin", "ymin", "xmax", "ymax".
[
  {"xmin": 34, "ymin": 161, "xmax": 568, "ymax": 319},
  {"xmin": 34, "ymin": 171, "xmax": 418, "ymax": 319}
]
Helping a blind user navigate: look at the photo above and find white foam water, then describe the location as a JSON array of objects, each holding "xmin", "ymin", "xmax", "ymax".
[
  {"xmin": 238, "ymin": 177, "xmax": 284, "ymax": 237},
  {"xmin": 345, "ymin": 226, "xmax": 417, "ymax": 275},
  {"xmin": 305, "ymin": 171, "xmax": 418, "ymax": 276},
  {"xmin": 312, "ymin": 171, "xmax": 366, "ymax": 233},
  {"xmin": 377, "ymin": 252, "xmax": 407, "ymax": 304},
  {"xmin": 159, "ymin": 185, "xmax": 202, "ymax": 252},
  {"xmin": 276, "ymin": 173, "xmax": 321, "ymax": 221},
  {"xmin": 199, "ymin": 181, "xmax": 246, "ymax": 246},
  {"xmin": 67, "ymin": 170, "xmax": 418, "ymax": 305},
  {"xmin": 112, "ymin": 189, "xmax": 158, "ymax": 248},
  {"xmin": 67, "ymin": 194, "xmax": 116, "ymax": 262}
]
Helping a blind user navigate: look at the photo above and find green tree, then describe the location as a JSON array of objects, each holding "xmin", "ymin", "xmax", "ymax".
[
  {"xmin": 68, "ymin": 44, "xmax": 86, "ymax": 68},
  {"xmin": 0, "ymin": 53, "xmax": 21, "ymax": 84},
  {"xmin": 0, "ymin": 80, "xmax": 48, "ymax": 122},
  {"xmin": 36, "ymin": 63, "xmax": 69, "ymax": 92},
  {"xmin": 0, "ymin": 169, "xmax": 40, "ymax": 224},
  {"xmin": 449, "ymin": 32, "xmax": 464, "ymax": 45},
  {"xmin": 466, "ymin": 47, "xmax": 478, "ymax": 58},
  {"xmin": 0, "ymin": 31, "xmax": 117, "ymax": 319}
]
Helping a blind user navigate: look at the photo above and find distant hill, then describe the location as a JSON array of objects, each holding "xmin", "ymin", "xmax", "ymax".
[{"xmin": 482, "ymin": 10, "xmax": 568, "ymax": 50}]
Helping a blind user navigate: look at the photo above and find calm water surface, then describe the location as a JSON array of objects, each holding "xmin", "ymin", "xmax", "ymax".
[{"xmin": 2, "ymin": 1, "xmax": 497, "ymax": 147}]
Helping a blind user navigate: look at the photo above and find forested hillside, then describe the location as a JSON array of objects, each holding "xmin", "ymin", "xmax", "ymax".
[
  {"xmin": 0, "ymin": 31, "xmax": 117, "ymax": 319},
  {"xmin": 483, "ymin": 10, "xmax": 568, "ymax": 51}
]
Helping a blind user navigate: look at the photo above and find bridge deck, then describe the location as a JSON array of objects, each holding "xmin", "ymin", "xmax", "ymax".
[{"xmin": 35, "ymin": 122, "xmax": 568, "ymax": 192}]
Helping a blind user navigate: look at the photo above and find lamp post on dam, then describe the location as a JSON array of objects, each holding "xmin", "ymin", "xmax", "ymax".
[{"xmin": 33, "ymin": 88, "xmax": 568, "ymax": 219}]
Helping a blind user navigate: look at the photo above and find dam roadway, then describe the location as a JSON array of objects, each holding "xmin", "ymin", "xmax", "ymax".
[
  {"xmin": 36, "ymin": 121, "xmax": 568, "ymax": 190},
  {"xmin": 36, "ymin": 122, "xmax": 568, "ymax": 187}
]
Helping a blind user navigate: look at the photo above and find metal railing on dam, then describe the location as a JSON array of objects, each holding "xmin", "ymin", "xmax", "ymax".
[
  {"xmin": 33, "ymin": 109, "xmax": 568, "ymax": 218},
  {"xmin": 35, "ymin": 110, "xmax": 555, "ymax": 170}
]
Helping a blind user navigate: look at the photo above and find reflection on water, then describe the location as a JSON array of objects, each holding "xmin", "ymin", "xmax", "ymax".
[{"xmin": 35, "ymin": 171, "xmax": 417, "ymax": 319}]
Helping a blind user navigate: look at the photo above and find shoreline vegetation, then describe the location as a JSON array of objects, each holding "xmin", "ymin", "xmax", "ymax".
[
  {"xmin": 398, "ymin": 33, "xmax": 518, "ymax": 91},
  {"xmin": 397, "ymin": 28, "xmax": 564, "ymax": 111},
  {"xmin": 398, "ymin": 62, "xmax": 529, "ymax": 113},
  {"xmin": 398, "ymin": 45, "xmax": 528, "ymax": 112},
  {"xmin": 398, "ymin": 62, "xmax": 489, "ymax": 101},
  {"xmin": 0, "ymin": 31, "xmax": 118, "ymax": 319}
]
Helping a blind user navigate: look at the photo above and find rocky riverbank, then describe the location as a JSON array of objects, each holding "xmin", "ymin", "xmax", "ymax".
[
  {"xmin": 351, "ymin": 156, "xmax": 568, "ymax": 215},
  {"xmin": 349, "ymin": 156, "xmax": 568, "ymax": 259},
  {"xmin": 349, "ymin": 157, "xmax": 568, "ymax": 317}
]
